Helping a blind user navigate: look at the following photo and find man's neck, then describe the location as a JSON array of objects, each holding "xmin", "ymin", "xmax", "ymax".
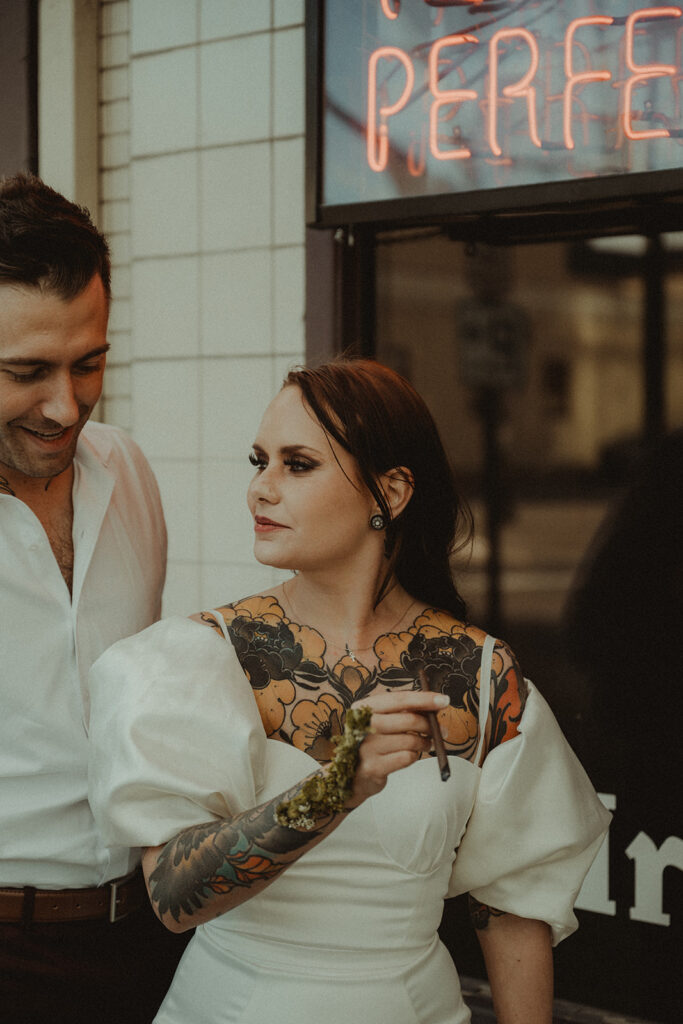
[{"xmin": 0, "ymin": 462, "xmax": 75, "ymax": 515}]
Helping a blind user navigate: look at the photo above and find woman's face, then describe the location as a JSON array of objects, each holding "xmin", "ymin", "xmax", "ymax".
[{"xmin": 247, "ymin": 385, "xmax": 377, "ymax": 573}]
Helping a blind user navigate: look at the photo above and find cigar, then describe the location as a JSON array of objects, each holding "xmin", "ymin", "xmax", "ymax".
[{"xmin": 417, "ymin": 668, "xmax": 450, "ymax": 781}]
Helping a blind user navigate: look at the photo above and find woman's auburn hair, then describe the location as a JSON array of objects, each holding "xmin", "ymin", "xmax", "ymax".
[{"xmin": 285, "ymin": 358, "xmax": 471, "ymax": 619}]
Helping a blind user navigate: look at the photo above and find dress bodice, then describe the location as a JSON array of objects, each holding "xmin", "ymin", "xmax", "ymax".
[{"xmin": 208, "ymin": 738, "xmax": 481, "ymax": 969}]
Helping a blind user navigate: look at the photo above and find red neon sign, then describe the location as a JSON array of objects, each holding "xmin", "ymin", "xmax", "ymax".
[
  {"xmin": 364, "ymin": 4, "xmax": 682, "ymax": 172},
  {"xmin": 624, "ymin": 7, "xmax": 682, "ymax": 139},
  {"xmin": 367, "ymin": 47, "xmax": 415, "ymax": 172},
  {"xmin": 428, "ymin": 34, "xmax": 478, "ymax": 160},
  {"xmin": 488, "ymin": 28, "xmax": 541, "ymax": 158},
  {"xmin": 563, "ymin": 17, "xmax": 613, "ymax": 151}
]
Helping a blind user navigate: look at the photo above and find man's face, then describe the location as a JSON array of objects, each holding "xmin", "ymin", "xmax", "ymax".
[{"xmin": 0, "ymin": 274, "xmax": 109, "ymax": 484}]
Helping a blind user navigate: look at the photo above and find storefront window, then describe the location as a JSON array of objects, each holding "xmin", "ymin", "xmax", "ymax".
[{"xmin": 374, "ymin": 229, "xmax": 683, "ymax": 1021}]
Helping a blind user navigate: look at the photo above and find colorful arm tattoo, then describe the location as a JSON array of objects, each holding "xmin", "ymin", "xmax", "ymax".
[
  {"xmin": 148, "ymin": 776, "xmax": 345, "ymax": 926},
  {"xmin": 488, "ymin": 641, "xmax": 529, "ymax": 748}
]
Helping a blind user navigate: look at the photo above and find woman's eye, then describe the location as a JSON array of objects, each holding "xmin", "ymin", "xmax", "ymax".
[
  {"xmin": 285, "ymin": 458, "xmax": 314, "ymax": 473},
  {"xmin": 249, "ymin": 452, "xmax": 265, "ymax": 469}
]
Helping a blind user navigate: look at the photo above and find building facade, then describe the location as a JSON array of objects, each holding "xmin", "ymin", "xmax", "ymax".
[{"xmin": 38, "ymin": 0, "xmax": 307, "ymax": 615}]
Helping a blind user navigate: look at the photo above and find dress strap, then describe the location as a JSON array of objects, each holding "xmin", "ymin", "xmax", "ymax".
[
  {"xmin": 210, "ymin": 609, "xmax": 231, "ymax": 643},
  {"xmin": 474, "ymin": 634, "xmax": 495, "ymax": 765}
]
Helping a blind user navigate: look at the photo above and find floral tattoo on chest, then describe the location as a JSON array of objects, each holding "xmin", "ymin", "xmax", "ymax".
[{"xmin": 201, "ymin": 596, "xmax": 526, "ymax": 764}]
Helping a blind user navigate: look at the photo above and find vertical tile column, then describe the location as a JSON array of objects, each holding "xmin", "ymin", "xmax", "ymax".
[
  {"xmin": 99, "ymin": 1, "xmax": 132, "ymax": 430},
  {"xmin": 102, "ymin": 0, "xmax": 306, "ymax": 616}
]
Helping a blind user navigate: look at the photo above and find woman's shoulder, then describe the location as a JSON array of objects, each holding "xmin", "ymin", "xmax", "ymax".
[
  {"xmin": 188, "ymin": 590, "xmax": 291, "ymax": 641},
  {"xmin": 397, "ymin": 606, "xmax": 527, "ymax": 750},
  {"xmin": 385, "ymin": 604, "xmax": 492, "ymax": 667}
]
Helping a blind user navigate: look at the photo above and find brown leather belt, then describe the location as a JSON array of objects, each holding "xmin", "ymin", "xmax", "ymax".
[{"xmin": 0, "ymin": 868, "xmax": 146, "ymax": 924}]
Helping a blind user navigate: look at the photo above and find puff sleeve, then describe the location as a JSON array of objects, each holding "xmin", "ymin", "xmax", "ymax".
[
  {"xmin": 447, "ymin": 682, "xmax": 611, "ymax": 946},
  {"xmin": 87, "ymin": 617, "xmax": 266, "ymax": 849}
]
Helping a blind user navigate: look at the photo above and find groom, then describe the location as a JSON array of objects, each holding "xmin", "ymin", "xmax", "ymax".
[{"xmin": 0, "ymin": 173, "xmax": 188, "ymax": 1023}]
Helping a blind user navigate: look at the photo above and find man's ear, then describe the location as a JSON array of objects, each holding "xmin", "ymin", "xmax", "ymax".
[{"xmin": 379, "ymin": 466, "xmax": 414, "ymax": 520}]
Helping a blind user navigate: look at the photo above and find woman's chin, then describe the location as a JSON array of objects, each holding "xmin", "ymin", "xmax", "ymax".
[{"xmin": 253, "ymin": 548, "xmax": 290, "ymax": 569}]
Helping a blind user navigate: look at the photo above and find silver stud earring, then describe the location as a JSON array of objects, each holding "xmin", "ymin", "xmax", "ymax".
[{"xmin": 369, "ymin": 512, "xmax": 387, "ymax": 531}]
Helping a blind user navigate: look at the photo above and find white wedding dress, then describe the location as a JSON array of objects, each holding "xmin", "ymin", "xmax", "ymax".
[{"xmin": 88, "ymin": 617, "xmax": 610, "ymax": 1024}]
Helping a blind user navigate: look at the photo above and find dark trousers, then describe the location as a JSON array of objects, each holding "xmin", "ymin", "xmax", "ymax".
[{"xmin": 0, "ymin": 901, "xmax": 191, "ymax": 1024}]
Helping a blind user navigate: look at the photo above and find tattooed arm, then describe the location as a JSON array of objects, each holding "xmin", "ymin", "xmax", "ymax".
[
  {"xmin": 141, "ymin": 773, "xmax": 345, "ymax": 932},
  {"xmin": 141, "ymin": 689, "xmax": 443, "ymax": 932},
  {"xmin": 464, "ymin": 643, "xmax": 550, "ymax": 1021},
  {"xmin": 469, "ymin": 897, "xmax": 553, "ymax": 1024},
  {"xmin": 487, "ymin": 638, "xmax": 529, "ymax": 752}
]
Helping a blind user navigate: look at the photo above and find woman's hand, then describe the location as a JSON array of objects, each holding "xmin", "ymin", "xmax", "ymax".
[{"xmin": 347, "ymin": 690, "xmax": 449, "ymax": 805}]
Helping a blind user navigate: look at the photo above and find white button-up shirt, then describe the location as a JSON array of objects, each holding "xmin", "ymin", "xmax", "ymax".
[{"xmin": 0, "ymin": 422, "xmax": 166, "ymax": 888}]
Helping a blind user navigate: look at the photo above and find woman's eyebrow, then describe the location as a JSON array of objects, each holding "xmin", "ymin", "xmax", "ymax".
[
  {"xmin": 251, "ymin": 443, "xmax": 324, "ymax": 457},
  {"xmin": 279, "ymin": 444, "xmax": 323, "ymax": 457}
]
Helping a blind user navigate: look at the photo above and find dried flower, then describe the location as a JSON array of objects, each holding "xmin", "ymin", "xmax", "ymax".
[{"xmin": 276, "ymin": 706, "xmax": 373, "ymax": 829}]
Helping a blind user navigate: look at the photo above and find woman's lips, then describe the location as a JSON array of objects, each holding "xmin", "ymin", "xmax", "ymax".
[{"xmin": 254, "ymin": 515, "xmax": 288, "ymax": 532}]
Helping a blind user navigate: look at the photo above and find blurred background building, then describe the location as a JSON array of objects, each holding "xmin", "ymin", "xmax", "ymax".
[{"xmin": 1, "ymin": 1, "xmax": 680, "ymax": 1020}]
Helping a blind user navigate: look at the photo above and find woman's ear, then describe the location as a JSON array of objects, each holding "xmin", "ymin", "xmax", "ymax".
[{"xmin": 379, "ymin": 466, "xmax": 414, "ymax": 520}]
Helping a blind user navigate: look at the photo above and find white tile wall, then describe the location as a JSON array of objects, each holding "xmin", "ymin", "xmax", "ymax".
[
  {"xmin": 100, "ymin": 32, "xmax": 129, "ymax": 68},
  {"xmin": 274, "ymin": 0, "xmax": 305, "ymax": 28},
  {"xmin": 101, "ymin": 98, "xmax": 130, "ymax": 135},
  {"xmin": 199, "ymin": 0, "xmax": 270, "ymax": 41},
  {"xmin": 130, "ymin": 0, "xmax": 198, "ymax": 55},
  {"xmin": 100, "ymin": 66, "xmax": 129, "ymax": 102},
  {"xmin": 131, "ymin": 152, "xmax": 200, "ymax": 256},
  {"xmin": 107, "ymin": 295, "xmax": 131, "ymax": 333},
  {"xmin": 103, "ymin": 396, "xmax": 132, "ymax": 431},
  {"xmin": 273, "ymin": 246, "xmax": 305, "ymax": 354},
  {"xmin": 100, "ymin": 132, "xmax": 130, "ymax": 169},
  {"xmin": 200, "ymin": 356, "xmax": 277, "ymax": 457},
  {"xmin": 200, "ymin": 250, "xmax": 272, "ymax": 356},
  {"xmin": 101, "ymin": 198, "xmax": 130, "ymax": 233},
  {"xmin": 131, "ymin": 359, "xmax": 201, "ymax": 460},
  {"xmin": 110, "ymin": 265, "xmax": 131, "ymax": 301},
  {"xmin": 101, "ymin": 2, "xmax": 129, "ymax": 37},
  {"xmin": 131, "ymin": 48, "xmax": 198, "ymax": 156},
  {"xmin": 133, "ymin": 257, "xmax": 200, "ymax": 358},
  {"xmin": 163, "ymin": 560, "xmax": 202, "ymax": 618},
  {"xmin": 108, "ymin": 332, "xmax": 132, "ymax": 366},
  {"xmin": 201, "ymin": 562, "xmax": 283, "ymax": 613},
  {"xmin": 98, "ymin": 0, "xmax": 306, "ymax": 617},
  {"xmin": 200, "ymin": 143, "xmax": 272, "ymax": 250},
  {"xmin": 273, "ymin": 28, "xmax": 305, "ymax": 136},
  {"xmin": 149, "ymin": 458, "xmax": 202, "ymax": 561},
  {"xmin": 108, "ymin": 231, "xmax": 131, "ymax": 267},
  {"xmin": 101, "ymin": 166, "xmax": 130, "ymax": 201},
  {"xmin": 273, "ymin": 137, "xmax": 305, "ymax": 245},
  {"xmin": 200, "ymin": 458, "xmax": 255, "ymax": 563},
  {"xmin": 103, "ymin": 364, "xmax": 131, "ymax": 396},
  {"xmin": 200, "ymin": 36, "xmax": 271, "ymax": 147}
]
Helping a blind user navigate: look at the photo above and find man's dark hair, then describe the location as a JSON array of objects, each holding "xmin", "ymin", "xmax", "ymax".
[{"xmin": 0, "ymin": 173, "xmax": 110, "ymax": 300}]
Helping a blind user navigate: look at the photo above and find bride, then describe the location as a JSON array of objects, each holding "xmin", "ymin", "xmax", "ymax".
[{"xmin": 88, "ymin": 359, "xmax": 610, "ymax": 1024}]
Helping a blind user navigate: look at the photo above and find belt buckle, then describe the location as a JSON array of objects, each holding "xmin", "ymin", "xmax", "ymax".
[{"xmin": 109, "ymin": 878, "xmax": 123, "ymax": 923}]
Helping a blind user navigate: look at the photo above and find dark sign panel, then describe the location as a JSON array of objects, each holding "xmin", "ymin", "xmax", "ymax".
[{"xmin": 308, "ymin": 1, "xmax": 683, "ymax": 235}]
